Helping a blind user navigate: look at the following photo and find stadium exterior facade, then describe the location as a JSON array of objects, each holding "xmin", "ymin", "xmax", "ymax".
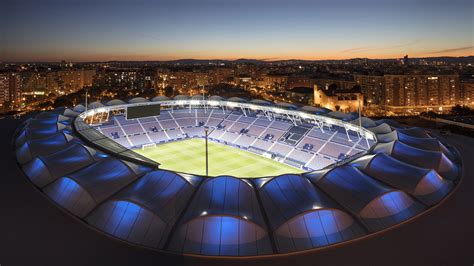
[{"xmin": 14, "ymin": 95, "xmax": 460, "ymax": 257}]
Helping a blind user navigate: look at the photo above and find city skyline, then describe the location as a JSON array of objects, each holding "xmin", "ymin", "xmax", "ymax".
[{"xmin": 1, "ymin": 0, "xmax": 473, "ymax": 62}]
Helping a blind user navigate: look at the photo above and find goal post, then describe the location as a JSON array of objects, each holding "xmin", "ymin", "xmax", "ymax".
[{"xmin": 141, "ymin": 143, "xmax": 157, "ymax": 151}]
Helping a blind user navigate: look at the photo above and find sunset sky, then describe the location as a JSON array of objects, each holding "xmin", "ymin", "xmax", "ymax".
[{"xmin": 0, "ymin": 0, "xmax": 472, "ymax": 62}]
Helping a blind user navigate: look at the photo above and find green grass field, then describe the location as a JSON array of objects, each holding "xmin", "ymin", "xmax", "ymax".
[{"xmin": 134, "ymin": 138, "xmax": 304, "ymax": 178}]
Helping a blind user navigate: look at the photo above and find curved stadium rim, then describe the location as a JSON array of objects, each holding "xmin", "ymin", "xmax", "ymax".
[{"xmin": 73, "ymin": 99, "xmax": 378, "ymax": 177}]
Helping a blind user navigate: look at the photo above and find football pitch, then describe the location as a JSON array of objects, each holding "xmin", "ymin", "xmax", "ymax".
[{"xmin": 134, "ymin": 138, "xmax": 304, "ymax": 178}]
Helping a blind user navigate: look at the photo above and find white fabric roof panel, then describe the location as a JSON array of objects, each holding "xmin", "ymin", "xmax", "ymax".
[
  {"xmin": 86, "ymin": 200, "xmax": 167, "ymax": 249},
  {"xmin": 227, "ymin": 97, "xmax": 247, "ymax": 102},
  {"xmin": 374, "ymin": 140, "xmax": 458, "ymax": 180},
  {"xmin": 22, "ymin": 143, "xmax": 97, "ymax": 187},
  {"xmin": 44, "ymin": 158, "xmax": 150, "ymax": 218},
  {"xmin": 273, "ymin": 208, "xmax": 365, "ymax": 253},
  {"xmin": 16, "ymin": 132, "xmax": 76, "ymax": 164},
  {"xmin": 151, "ymin": 96, "xmax": 170, "ymax": 101},
  {"xmin": 167, "ymin": 176, "xmax": 272, "ymax": 256},
  {"xmin": 128, "ymin": 97, "xmax": 149, "ymax": 103},
  {"xmin": 86, "ymin": 170, "xmax": 200, "ymax": 249},
  {"xmin": 351, "ymin": 153, "xmax": 452, "ymax": 206},
  {"xmin": 397, "ymin": 132, "xmax": 454, "ymax": 160},
  {"xmin": 308, "ymin": 166, "xmax": 425, "ymax": 232},
  {"xmin": 16, "ymin": 122, "xmax": 68, "ymax": 146},
  {"xmin": 73, "ymin": 104, "xmax": 86, "ymax": 112},
  {"xmin": 257, "ymin": 174, "xmax": 364, "ymax": 253},
  {"xmin": 87, "ymin": 101, "xmax": 104, "ymax": 109},
  {"xmin": 208, "ymin": 95, "xmax": 225, "ymax": 101},
  {"xmin": 367, "ymin": 123, "xmax": 392, "ymax": 135},
  {"xmin": 12, "ymin": 106, "xmax": 461, "ymax": 257},
  {"xmin": 167, "ymin": 215, "xmax": 272, "ymax": 256},
  {"xmin": 397, "ymin": 127, "xmax": 431, "ymax": 138},
  {"xmin": 179, "ymin": 176, "xmax": 264, "ymax": 227},
  {"xmin": 350, "ymin": 117, "xmax": 376, "ymax": 128},
  {"xmin": 106, "ymin": 99, "xmax": 126, "ymax": 106},
  {"xmin": 63, "ymin": 108, "xmax": 80, "ymax": 118},
  {"xmin": 375, "ymin": 119, "xmax": 404, "ymax": 128},
  {"xmin": 174, "ymin": 95, "xmax": 189, "ymax": 100},
  {"xmin": 44, "ymin": 176, "xmax": 97, "ymax": 217}
]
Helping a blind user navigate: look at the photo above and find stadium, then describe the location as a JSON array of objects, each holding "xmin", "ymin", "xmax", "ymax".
[{"xmin": 13, "ymin": 95, "xmax": 462, "ymax": 258}]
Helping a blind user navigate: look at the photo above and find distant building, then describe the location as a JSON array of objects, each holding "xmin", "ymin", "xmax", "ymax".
[
  {"xmin": 257, "ymin": 74, "xmax": 288, "ymax": 91},
  {"xmin": 285, "ymin": 87, "xmax": 313, "ymax": 104},
  {"xmin": 208, "ymin": 68, "xmax": 234, "ymax": 85},
  {"xmin": 461, "ymin": 80, "xmax": 474, "ymax": 106},
  {"xmin": 0, "ymin": 73, "xmax": 22, "ymax": 112},
  {"xmin": 354, "ymin": 75, "xmax": 384, "ymax": 105},
  {"xmin": 313, "ymin": 85, "xmax": 363, "ymax": 112},
  {"xmin": 286, "ymin": 75, "xmax": 317, "ymax": 90},
  {"xmin": 0, "ymin": 74, "xmax": 9, "ymax": 112},
  {"xmin": 167, "ymin": 71, "xmax": 208, "ymax": 91},
  {"xmin": 314, "ymin": 79, "xmax": 356, "ymax": 91},
  {"xmin": 383, "ymin": 74, "xmax": 460, "ymax": 107}
]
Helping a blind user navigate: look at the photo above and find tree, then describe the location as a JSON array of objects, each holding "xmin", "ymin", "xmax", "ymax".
[
  {"xmin": 451, "ymin": 104, "xmax": 471, "ymax": 116},
  {"xmin": 328, "ymin": 83, "xmax": 338, "ymax": 91},
  {"xmin": 164, "ymin": 86, "xmax": 174, "ymax": 97},
  {"xmin": 53, "ymin": 97, "xmax": 73, "ymax": 108}
]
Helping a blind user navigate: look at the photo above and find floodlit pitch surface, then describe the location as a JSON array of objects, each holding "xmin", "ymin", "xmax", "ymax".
[{"xmin": 134, "ymin": 138, "xmax": 304, "ymax": 178}]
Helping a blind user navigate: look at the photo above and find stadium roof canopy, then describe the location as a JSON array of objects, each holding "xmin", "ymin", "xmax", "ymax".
[
  {"xmin": 128, "ymin": 97, "xmax": 149, "ymax": 104},
  {"xmin": 22, "ymin": 143, "xmax": 99, "ymax": 187},
  {"xmin": 106, "ymin": 99, "xmax": 126, "ymax": 106},
  {"xmin": 227, "ymin": 97, "xmax": 247, "ymax": 102},
  {"xmin": 88, "ymin": 101, "xmax": 104, "ymax": 109},
  {"xmin": 208, "ymin": 95, "xmax": 225, "ymax": 101},
  {"xmin": 372, "ymin": 140, "xmax": 458, "ymax": 180},
  {"xmin": 168, "ymin": 176, "xmax": 273, "ymax": 256},
  {"xmin": 174, "ymin": 95, "xmax": 189, "ymax": 100},
  {"xmin": 257, "ymin": 174, "xmax": 365, "ymax": 253},
  {"xmin": 250, "ymin": 99, "xmax": 272, "ymax": 106},
  {"xmin": 351, "ymin": 153, "xmax": 452, "ymax": 206},
  {"xmin": 151, "ymin": 95, "xmax": 170, "ymax": 102},
  {"xmin": 191, "ymin": 94, "xmax": 205, "ymax": 100},
  {"xmin": 306, "ymin": 166, "xmax": 425, "ymax": 232},
  {"xmin": 275, "ymin": 102, "xmax": 298, "ymax": 110},
  {"xmin": 87, "ymin": 170, "xmax": 200, "ymax": 249},
  {"xmin": 12, "ymin": 101, "xmax": 460, "ymax": 257}
]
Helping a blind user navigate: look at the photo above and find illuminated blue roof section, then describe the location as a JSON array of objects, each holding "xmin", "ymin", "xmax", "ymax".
[
  {"xmin": 179, "ymin": 176, "xmax": 264, "ymax": 227},
  {"xmin": 258, "ymin": 174, "xmax": 336, "ymax": 230},
  {"xmin": 397, "ymin": 132, "xmax": 455, "ymax": 160},
  {"xmin": 351, "ymin": 153, "xmax": 452, "ymax": 206},
  {"xmin": 390, "ymin": 141, "xmax": 458, "ymax": 180},
  {"xmin": 22, "ymin": 143, "xmax": 97, "ymax": 187},
  {"xmin": 86, "ymin": 200, "xmax": 168, "ymax": 249},
  {"xmin": 167, "ymin": 176, "xmax": 272, "ymax": 256},
  {"xmin": 43, "ymin": 177, "xmax": 96, "ymax": 217},
  {"xmin": 86, "ymin": 170, "xmax": 200, "ymax": 249},
  {"xmin": 43, "ymin": 158, "xmax": 149, "ymax": 217},
  {"xmin": 168, "ymin": 215, "xmax": 272, "ymax": 256},
  {"xmin": 257, "ymin": 174, "xmax": 365, "ymax": 253},
  {"xmin": 12, "ymin": 106, "xmax": 460, "ymax": 257},
  {"xmin": 16, "ymin": 132, "xmax": 75, "ymax": 164},
  {"xmin": 274, "ymin": 209, "xmax": 365, "ymax": 253},
  {"xmin": 310, "ymin": 166, "xmax": 425, "ymax": 232},
  {"xmin": 397, "ymin": 127, "xmax": 431, "ymax": 138}
]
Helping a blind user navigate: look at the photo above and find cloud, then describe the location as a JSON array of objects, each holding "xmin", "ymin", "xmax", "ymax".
[
  {"xmin": 428, "ymin": 46, "xmax": 474, "ymax": 54},
  {"xmin": 341, "ymin": 46, "xmax": 374, "ymax": 53},
  {"xmin": 341, "ymin": 40, "xmax": 421, "ymax": 54}
]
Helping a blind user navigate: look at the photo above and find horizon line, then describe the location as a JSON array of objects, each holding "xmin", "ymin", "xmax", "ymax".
[{"xmin": 1, "ymin": 54, "xmax": 473, "ymax": 64}]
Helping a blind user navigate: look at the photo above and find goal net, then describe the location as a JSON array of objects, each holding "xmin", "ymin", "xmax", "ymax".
[{"xmin": 141, "ymin": 143, "xmax": 157, "ymax": 151}]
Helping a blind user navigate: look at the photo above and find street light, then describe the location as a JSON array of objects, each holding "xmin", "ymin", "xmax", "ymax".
[
  {"xmin": 85, "ymin": 88, "xmax": 89, "ymax": 112},
  {"xmin": 204, "ymin": 126, "xmax": 209, "ymax": 176}
]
